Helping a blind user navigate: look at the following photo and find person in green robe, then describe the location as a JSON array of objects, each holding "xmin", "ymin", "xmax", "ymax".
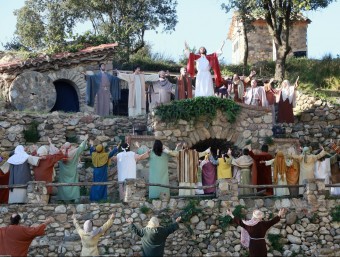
[
  {"xmin": 136, "ymin": 140, "xmax": 177, "ymax": 199},
  {"xmin": 127, "ymin": 216, "xmax": 181, "ymax": 257},
  {"xmin": 57, "ymin": 135, "xmax": 88, "ymax": 202}
]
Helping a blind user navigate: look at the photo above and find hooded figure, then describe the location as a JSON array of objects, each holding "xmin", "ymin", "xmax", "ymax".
[
  {"xmin": 7, "ymin": 145, "xmax": 40, "ymax": 204},
  {"xmin": 289, "ymin": 145, "xmax": 327, "ymax": 194},
  {"xmin": 32, "ymin": 145, "xmax": 65, "ymax": 198},
  {"xmin": 129, "ymin": 216, "xmax": 181, "ymax": 257},
  {"xmin": 89, "ymin": 143, "xmax": 118, "ymax": 201},
  {"xmin": 73, "ymin": 214, "xmax": 114, "ymax": 256},
  {"xmin": 227, "ymin": 208, "xmax": 285, "ymax": 257}
]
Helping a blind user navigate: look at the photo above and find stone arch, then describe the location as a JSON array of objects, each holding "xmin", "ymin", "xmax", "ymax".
[
  {"xmin": 46, "ymin": 69, "xmax": 86, "ymax": 111},
  {"xmin": 50, "ymin": 79, "xmax": 80, "ymax": 113},
  {"xmin": 152, "ymin": 104, "xmax": 273, "ymax": 150}
]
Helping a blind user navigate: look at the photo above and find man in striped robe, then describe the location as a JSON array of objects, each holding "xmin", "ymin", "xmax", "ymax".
[{"xmin": 176, "ymin": 143, "xmax": 209, "ymax": 196}]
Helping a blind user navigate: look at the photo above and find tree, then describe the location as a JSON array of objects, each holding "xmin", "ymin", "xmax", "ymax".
[
  {"xmin": 221, "ymin": 0, "xmax": 255, "ymax": 74},
  {"xmin": 13, "ymin": 0, "xmax": 178, "ymax": 59},
  {"xmin": 223, "ymin": 0, "xmax": 334, "ymax": 81}
]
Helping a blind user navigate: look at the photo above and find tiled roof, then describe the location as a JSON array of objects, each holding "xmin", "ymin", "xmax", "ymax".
[{"xmin": 0, "ymin": 43, "xmax": 118, "ymax": 72}]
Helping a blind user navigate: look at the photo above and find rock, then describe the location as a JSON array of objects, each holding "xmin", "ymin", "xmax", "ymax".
[
  {"xmin": 285, "ymin": 212, "xmax": 297, "ymax": 225},
  {"xmin": 190, "ymin": 215, "xmax": 200, "ymax": 224},
  {"xmin": 55, "ymin": 205, "xmax": 67, "ymax": 213},
  {"xmin": 287, "ymin": 235, "xmax": 302, "ymax": 244},
  {"xmin": 196, "ymin": 221, "xmax": 206, "ymax": 230}
]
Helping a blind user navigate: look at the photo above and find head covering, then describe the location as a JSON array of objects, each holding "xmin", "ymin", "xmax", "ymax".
[
  {"xmin": 7, "ymin": 145, "xmax": 29, "ymax": 165},
  {"xmin": 83, "ymin": 220, "xmax": 102, "ymax": 237},
  {"xmin": 146, "ymin": 217, "xmax": 160, "ymax": 228},
  {"xmin": 273, "ymin": 151, "xmax": 287, "ymax": 184},
  {"xmin": 302, "ymin": 146, "xmax": 311, "ymax": 163},
  {"xmin": 252, "ymin": 210, "xmax": 264, "ymax": 220},
  {"xmin": 92, "ymin": 144, "xmax": 110, "ymax": 167},
  {"xmin": 37, "ymin": 146, "xmax": 48, "ymax": 156},
  {"xmin": 62, "ymin": 142, "xmax": 77, "ymax": 160}
]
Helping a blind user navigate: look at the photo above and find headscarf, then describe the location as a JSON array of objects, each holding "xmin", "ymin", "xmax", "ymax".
[
  {"xmin": 302, "ymin": 146, "xmax": 311, "ymax": 163},
  {"xmin": 7, "ymin": 145, "xmax": 29, "ymax": 165},
  {"xmin": 37, "ymin": 146, "xmax": 48, "ymax": 156},
  {"xmin": 273, "ymin": 151, "xmax": 287, "ymax": 184},
  {"xmin": 92, "ymin": 144, "xmax": 110, "ymax": 167},
  {"xmin": 61, "ymin": 142, "xmax": 77, "ymax": 160},
  {"xmin": 83, "ymin": 220, "xmax": 102, "ymax": 237},
  {"xmin": 146, "ymin": 217, "xmax": 160, "ymax": 228}
]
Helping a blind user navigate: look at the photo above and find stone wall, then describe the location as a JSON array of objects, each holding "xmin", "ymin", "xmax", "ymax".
[
  {"xmin": 283, "ymin": 92, "xmax": 340, "ymax": 146},
  {"xmin": 231, "ymin": 20, "xmax": 309, "ymax": 64},
  {"xmin": 1, "ymin": 179, "xmax": 340, "ymax": 256}
]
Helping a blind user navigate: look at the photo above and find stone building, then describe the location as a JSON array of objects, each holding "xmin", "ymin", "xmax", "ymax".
[
  {"xmin": 227, "ymin": 12, "xmax": 311, "ymax": 64},
  {"xmin": 0, "ymin": 43, "xmax": 130, "ymax": 115}
]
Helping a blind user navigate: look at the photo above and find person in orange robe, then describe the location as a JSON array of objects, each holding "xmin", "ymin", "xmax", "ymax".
[
  {"xmin": 0, "ymin": 213, "xmax": 54, "ymax": 256},
  {"xmin": 32, "ymin": 144, "xmax": 65, "ymax": 200},
  {"xmin": 0, "ymin": 153, "xmax": 10, "ymax": 203},
  {"xmin": 249, "ymin": 144, "xmax": 273, "ymax": 195}
]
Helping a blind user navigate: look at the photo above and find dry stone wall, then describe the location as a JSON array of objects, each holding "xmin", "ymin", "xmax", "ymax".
[{"xmin": 1, "ymin": 179, "xmax": 340, "ymax": 257}]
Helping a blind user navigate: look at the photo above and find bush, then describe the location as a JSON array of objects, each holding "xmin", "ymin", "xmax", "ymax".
[{"xmin": 23, "ymin": 120, "xmax": 40, "ymax": 143}]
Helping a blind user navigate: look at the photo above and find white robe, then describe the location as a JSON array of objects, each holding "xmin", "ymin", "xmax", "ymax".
[{"xmin": 116, "ymin": 151, "xmax": 137, "ymax": 182}]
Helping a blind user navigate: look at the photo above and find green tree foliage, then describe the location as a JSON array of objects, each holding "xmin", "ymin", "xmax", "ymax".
[
  {"xmin": 222, "ymin": 0, "xmax": 334, "ymax": 81},
  {"xmin": 13, "ymin": 0, "xmax": 178, "ymax": 58}
]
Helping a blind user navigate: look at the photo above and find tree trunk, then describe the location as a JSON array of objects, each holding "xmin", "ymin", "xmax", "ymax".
[
  {"xmin": 274, "ymin": 44, "xmax": 289, "ymax": 81},
  {"xmin": 242, "ymin": 24, "xmax": 249, "ymax": 74}
]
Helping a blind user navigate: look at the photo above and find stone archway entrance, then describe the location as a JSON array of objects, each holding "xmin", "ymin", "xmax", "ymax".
[
  {"xmin": 191, "ymin": 138, "xmax": 234, "ymax": 155},
  {"xmin": 50, "ymin": 79, "xmax": 79, "ymax": 112}
]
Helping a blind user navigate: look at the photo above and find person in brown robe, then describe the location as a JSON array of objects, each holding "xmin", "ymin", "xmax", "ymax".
[
  {"xmin": 277, "ymin": 79, "xmax": 298, "ymax": 123},
  {"xmin": 226, "ymin": 208, "xmax": 286, "ymax": 257},
  {"xmin": 175, "ymin": 67, "xmax": 193, "ymax": 100},
  {"xmin": 32, "ymin": 145, "xmax": 65, "ymax": 200},
  {"xmin": 0, "ymin": 153, "xmax": 10, "ymax": 204},
  {"xmin": 249, "ymin": 144, "xmax": 273, "ymax": 195},
  {"xmin": 0, "ymin": 213, "xmax": 54, "ymax": 256}
]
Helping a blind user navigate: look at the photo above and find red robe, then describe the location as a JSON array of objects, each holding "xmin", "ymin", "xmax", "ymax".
[
  {"xmin": 32, "ymin": 153, "xmax": 65, "ymax": 194},
  {"xmin": 249, "ymin": 151, "xmax": 273, "ymax": 195},
  {"xmin": 0, "ymin": 170, "xmax": 9, "ymax": 204},
  {"xmin": 0, "ymin": 224, "xmax": 46, "ymax": 256},
  {"xmin": 187, "ymin": 52, "xmax": 222, "ymax": 87}
]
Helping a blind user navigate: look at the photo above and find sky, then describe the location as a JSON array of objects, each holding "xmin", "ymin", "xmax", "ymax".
[{"xmin": 0, "ymin": 0, "xmax": 339, "ymax": 63}]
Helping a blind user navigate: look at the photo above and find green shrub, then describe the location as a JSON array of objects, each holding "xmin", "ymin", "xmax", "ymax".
[
  {"xmin": 268, "ymin": 234, "xmax": 283, "ymax": 252},
  {"xmin": 140, "ymin": 205, "xmax": 152, "ymax": 214},
  {"xmin": 155, "ymin": 97, "xmax": 241, "ymax": 124},
  {"xmin": 23, "ymin": 120, "xmax": 40, "ymax": 143},
  {"xmin": 330, "ymin": 205, "xmax": 340, "ymax": 222}
]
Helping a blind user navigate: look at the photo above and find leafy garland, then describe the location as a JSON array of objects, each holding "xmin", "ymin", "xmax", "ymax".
[{"xmin": 155, "ymin": 97, "xmax": 241, "ymax": 124}]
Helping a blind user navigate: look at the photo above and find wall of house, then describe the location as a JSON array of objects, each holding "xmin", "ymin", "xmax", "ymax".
[{"xmin": 230, "ymin": 21, "xmax": 309, "ymax": 65}]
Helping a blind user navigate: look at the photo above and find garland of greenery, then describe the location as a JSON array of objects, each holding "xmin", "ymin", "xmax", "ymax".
[{"xmin": 155, "ymin": 97, "xmax": 241, "ymax": 124}]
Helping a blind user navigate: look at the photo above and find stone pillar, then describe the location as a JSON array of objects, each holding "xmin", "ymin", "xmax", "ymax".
[
  {"xmin": 304, "ymin": 179, "xmax": 326, "ymax": 208},
  {"xmin": 216, "ymin": 179, "xmax": 239, "ymax": 201},
  {"xmin": 27, "ymin": 181, "xmax": 49, "ymax": 204},
  {"xmin": 123, "ymin": 178, "xmax": 146, "ymax": 203}
]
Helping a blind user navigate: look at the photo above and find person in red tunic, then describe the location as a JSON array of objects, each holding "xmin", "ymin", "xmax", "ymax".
[
  {"xmin": 226, "ymin": 208, "xmax": 286, "ymax": 257},
  {"xmin": 0, "ymin": 213, "xmax": 54, "ymax": 256},
  {"xmin": 277, "ymin": 78, "xmax": 298, "ymax": 123},
  {"xmin": 249, "ymin": 144, "xmax": 274, "ymax": 195},
  {"xmin": 32, "ymin": 144, "xmax": 65, "ymax": 201},
  {"xmin": 175, "ymin": 67, "xmax": 193, "ymax": 100},
  {"xmin": 0, "ymin": 153, "xmax": 10, "ymax": 204}
]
